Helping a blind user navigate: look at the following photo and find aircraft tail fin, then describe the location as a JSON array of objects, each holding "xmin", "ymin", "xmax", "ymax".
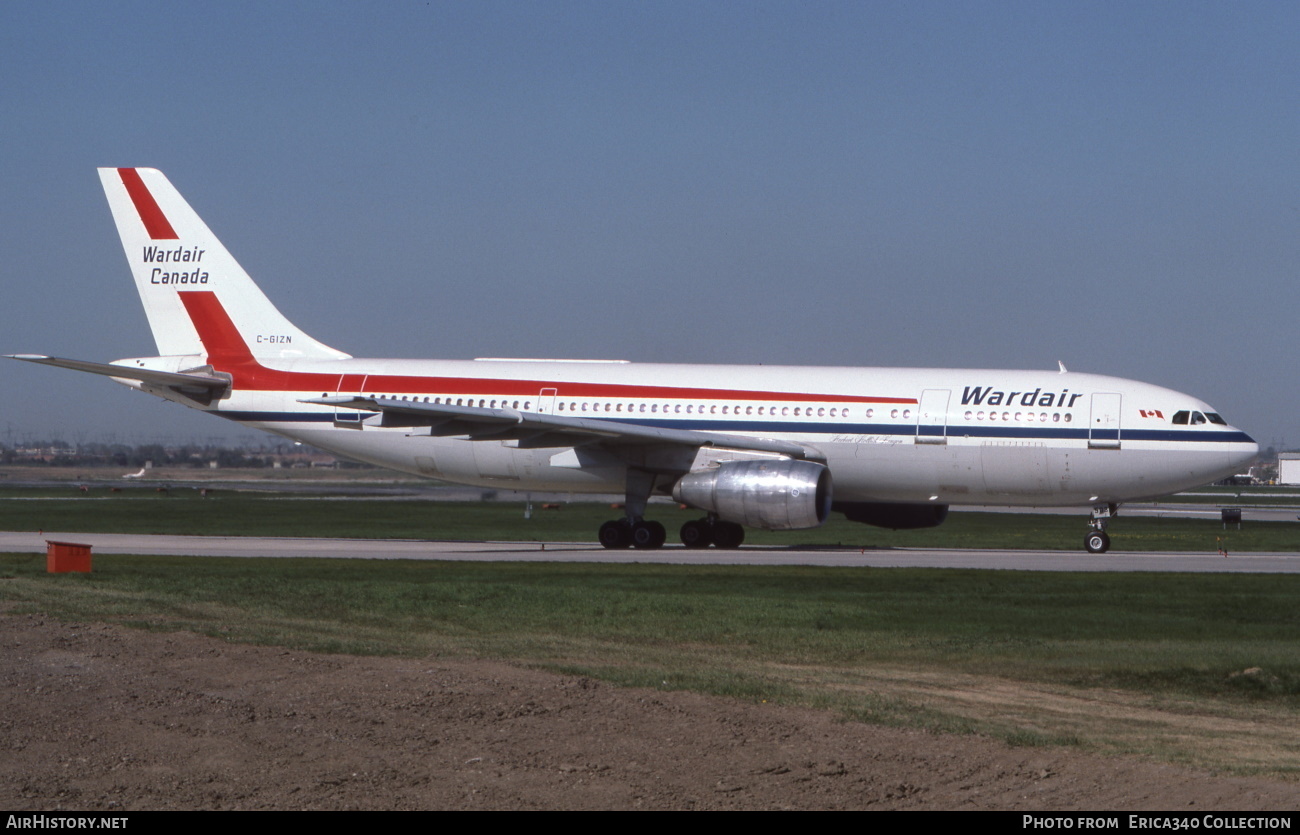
[{"xmin": 98, "ymin": 168, "xmax": 349, "ymax": 361}]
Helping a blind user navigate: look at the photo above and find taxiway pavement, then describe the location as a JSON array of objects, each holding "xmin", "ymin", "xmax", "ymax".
[{"xmin": 4, "ymin": 531, "xmax": 1298, "ymax": 573}]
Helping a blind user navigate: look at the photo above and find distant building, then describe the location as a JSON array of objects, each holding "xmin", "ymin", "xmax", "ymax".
[{"xmin": 1278, "ymin": 453, "xmax": 1300, "ymax": 485}]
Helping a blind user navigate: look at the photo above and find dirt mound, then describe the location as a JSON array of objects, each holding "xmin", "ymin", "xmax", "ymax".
[{"xmin": 2, "ymin": 613, "xmax": 1294, "ymax": 810}]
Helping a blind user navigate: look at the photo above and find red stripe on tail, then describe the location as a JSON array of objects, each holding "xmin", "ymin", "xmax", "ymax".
[
  {"xmin": 117, "ymin": 168, "xmax": 178, "ymax": 240},
  {"xmin": 178, "ymin": 291, "xmax": 253, "ymax": 366}
]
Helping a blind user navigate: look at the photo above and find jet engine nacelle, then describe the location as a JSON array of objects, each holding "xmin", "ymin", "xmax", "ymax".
[
  {"xmin": 671, "ymin": 459, "xmax": 832, "ymax": 531},
  {"xmin": 832, "ymin": 501, "xmax": 949, "ymax": 530}
]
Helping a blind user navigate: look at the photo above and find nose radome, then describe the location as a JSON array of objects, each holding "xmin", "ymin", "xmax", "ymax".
[{"xmin": 1235, "ymin": 435, "xmax": 1260, "ymax": 469}]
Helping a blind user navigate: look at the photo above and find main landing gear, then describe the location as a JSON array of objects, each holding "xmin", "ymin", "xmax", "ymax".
[
  {"xmin": 596, "ymin": 469, "xmax": 746, "ymax": 550},
  {"xmin": 597, "ymin": 516, "xmax": 745, "ymax": 550},
  {"xmin": 1084, "ymin": 503, "xmax": 1117, "ymax": 553},
  {"xmin": 598, "ymin": 518, "xmax": 667, "ymax": 550},
  {"xmin": 679, "ymin": 517, "xmax": 745, "ymax": 549},
  {"xmin": 598, "ymin": 468, "xmax": 671, "ymax": 550}
]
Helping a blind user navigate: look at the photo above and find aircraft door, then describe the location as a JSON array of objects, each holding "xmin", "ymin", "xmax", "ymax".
[
  {"xmin": 917, "ymin": 389, "xmax": 950, "ymax": 445},
  {"xmin": 537, "ymin": 387, "xmax": 558, "ymax": 414},
  {"xmin": 1088, "ymin": 393, "xmax": 1122, "ymax": 449}
]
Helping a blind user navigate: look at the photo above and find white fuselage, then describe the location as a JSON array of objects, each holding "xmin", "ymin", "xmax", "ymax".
[{"xmin": 138, "ymin": 354, "xmax": 1256, "ymax": 507}]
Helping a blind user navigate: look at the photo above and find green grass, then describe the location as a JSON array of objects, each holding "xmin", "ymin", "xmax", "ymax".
[
  {"xmin": 4, "ymin": 484, "xmax": 1300, "ymax": 772},
  {"xmin": 2, "ymin": 484, "xmax": 1298, "ymax": 551},
  {"xmin": 6, "ymin": 554, "xmax": 1300, "ymax": 771},
  {"xmin": 4, "ymin": 554, "xmax": 1298, "ymax": 706}
]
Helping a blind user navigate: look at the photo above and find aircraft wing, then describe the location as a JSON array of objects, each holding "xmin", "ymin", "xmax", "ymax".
[{"xmin": 302, "ymin": 395, "xmax": 816, "ymax": 458}]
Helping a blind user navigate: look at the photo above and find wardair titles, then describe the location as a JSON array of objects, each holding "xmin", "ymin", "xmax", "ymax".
[{"xmin": 141, "ymin": 245, "xmax": 208, "ymax": 284}]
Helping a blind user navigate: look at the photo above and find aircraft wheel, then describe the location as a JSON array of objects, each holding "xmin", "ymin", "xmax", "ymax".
[
  {"xmin": 599, "ymin": 519, "xmax": 632, "ymax": 549},
  {"xmin": 712, "ymin": 521, "xmax": 745, "ymax": 549},
  {"xmin": 1084, "ymin": 530, "xmax": 1110, "ymax": 554},
  {"xmin": 632, "ymin": 520, "xmax": 667, "ymax": 549},
  {"xmin": 680, "ymin": 519, "xmax": 713, "ymax": 549}
]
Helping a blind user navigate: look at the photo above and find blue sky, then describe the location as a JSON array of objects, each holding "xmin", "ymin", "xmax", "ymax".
[{"xmin": 2, "ymin": 1, "xmax": 1296, "ymax": 449}]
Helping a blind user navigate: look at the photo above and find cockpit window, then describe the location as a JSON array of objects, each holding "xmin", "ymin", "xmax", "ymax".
[{"xmin": 1173, "ymin": 410, "xmax": 1227, "ymax": 427}]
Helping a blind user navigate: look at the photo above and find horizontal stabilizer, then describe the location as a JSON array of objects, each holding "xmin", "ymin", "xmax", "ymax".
[{"xmin": 8, "ymin": 354, "xmax": 230, "ymax": 405}]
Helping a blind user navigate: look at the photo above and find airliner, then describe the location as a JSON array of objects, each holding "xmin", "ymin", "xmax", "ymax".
[{"xmin": 9, "ymin": 168, "xmax": 1259, "ymax": 553}]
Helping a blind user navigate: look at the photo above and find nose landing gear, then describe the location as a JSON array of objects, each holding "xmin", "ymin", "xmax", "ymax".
[{"xmin": 1084, "ymin": 503, "xmax": 1117, "ymax": 553}]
